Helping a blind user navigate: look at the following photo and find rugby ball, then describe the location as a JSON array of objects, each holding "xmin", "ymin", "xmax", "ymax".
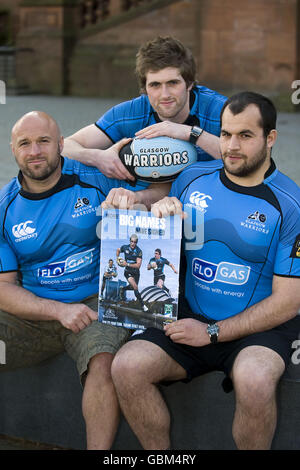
[
  {"xmin": 116, "ymin": 256, "xmax": 126, "ymax": 267},
  {"xmin": 119, "ymin": 136, "xmax": 198, "ymax": 183}
]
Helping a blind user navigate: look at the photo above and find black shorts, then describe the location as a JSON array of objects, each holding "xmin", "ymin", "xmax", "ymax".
[
  {"xmin": 124, "ymin": 269, "xmax": 140, "ymax": 284},
  {"xmin": 129, "ymin": 315, "xmax": 300, "ymax": 392},
  {"xmin": 154, "ymin": 274, "xmax": 165, "ymax": 284}
]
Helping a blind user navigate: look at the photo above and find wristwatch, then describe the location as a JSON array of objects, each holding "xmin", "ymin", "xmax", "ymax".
[
  {"xmin": 189, "ymin": 125, "xmax": 204, "ymax": 145},
  {"xmin": 207, "ymin": 323, "xmax": 219, "ymax": 344}
]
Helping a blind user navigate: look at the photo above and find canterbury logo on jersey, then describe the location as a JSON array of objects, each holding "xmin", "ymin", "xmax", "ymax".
[
  {"xmin": 192, "ymin": 258, "xmax": 250, "ymax": 285},
  {"xmin": 189, "ymin": 191, "xmax": 212, "ymax": 210},
  {"xmin": 12, "ymin": 220, "xmax": 37, "ymax": 242}
]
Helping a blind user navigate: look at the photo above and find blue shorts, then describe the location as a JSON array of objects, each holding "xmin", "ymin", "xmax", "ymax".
[{"xmin": 129, "ymin": 314, "xmax": 300, "ymax": 392}]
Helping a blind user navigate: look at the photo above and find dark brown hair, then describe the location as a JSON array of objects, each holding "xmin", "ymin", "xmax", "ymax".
[
  {"xmin": 221, "ymin": 91, "xmax": 277, "ymax": 137},
  {"xmin": 135, "ymin": 36, "xmax": 196, "ymax": 93}
]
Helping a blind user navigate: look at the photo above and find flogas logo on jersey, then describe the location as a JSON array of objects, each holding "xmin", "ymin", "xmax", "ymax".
[
  {"xmin": 12, "ymin": 220, "xmax": 37, "ymax": 242},
  {"xmin": 192, "ymin": 258, "xmax": 250, "ymax": 285},
  {"xmin": 37, "ymin": 248, "xmax": 95, "ymax": 278}
]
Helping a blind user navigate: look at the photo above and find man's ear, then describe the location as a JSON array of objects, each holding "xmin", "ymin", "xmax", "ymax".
[
  {"xmin": 59, "ymin": 136, "xmax": 64, "ymax": 154},
  {"xmin": 267, "ymin": 129, "xmax": 277, "ymax": 149},
  {"xmin": 187, "ymin": 81, "xmax": 193, "ymax": 92}
]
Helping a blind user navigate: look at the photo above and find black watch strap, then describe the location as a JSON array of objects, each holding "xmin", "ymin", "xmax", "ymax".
[{"xmin": 207, "ymin": 323, "xmax": 219, "ymax": 344}]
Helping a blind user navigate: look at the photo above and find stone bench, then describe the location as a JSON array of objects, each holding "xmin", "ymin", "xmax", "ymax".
[{"xmin": 0, "ymin": 351, "xmax": 299, "ymax": 450}]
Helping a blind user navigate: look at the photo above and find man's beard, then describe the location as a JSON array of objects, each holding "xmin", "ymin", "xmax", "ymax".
[
  {"xmin": 20, "ymin": 150, "xmax": 61, "ymax": 181},
  {"xmin": 222, "ymin": 144, "xmax": 268, "ymax": 178}
]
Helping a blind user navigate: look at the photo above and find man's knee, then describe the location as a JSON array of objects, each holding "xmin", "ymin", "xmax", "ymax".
[
  {"xmin": 232, "ymin": 346, "xmax": 285, "ymax": 407},
  {"xmin": 112, "ymin": 339, "xmax": 186, "ymax": 388},
  {"xmin": 87, "ymin": 352, "xmax": 114, "ymax": 383},
  {"xmin": 112, "ymin": 341, "xmax": 155, "ymax": 386}
]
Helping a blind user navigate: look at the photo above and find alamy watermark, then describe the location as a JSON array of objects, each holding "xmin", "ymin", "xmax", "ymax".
[
  {"xmin": 96, "ymin": 204, "xmax": 204, "ymax": 250},
  {"xmin": 291, "ymin": 80, "xmax": 300, "ymax": 105},
  {"xmin": 291, "ymin": 339, "xmax": 300, "ymax": 365},
  {"xmin": 0, "ymin": 340, "xmax": 6, "ymax": 364},
  {"xmin": 0, "ymin": 80, "xmax": 6, "ymax": 104}
]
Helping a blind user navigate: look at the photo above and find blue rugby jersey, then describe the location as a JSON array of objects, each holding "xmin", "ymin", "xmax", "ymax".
[
  {"xmin": 0, "ymin": 157, "xmax": 142, "ymax": 303},
  {"xmin": 120, "ymin": 243, "xmax": 143, "ymax": 275},
  {"xmin": 148, "ymin": 256, "xmax": 170, "ymax": 277},
  {"xmin": 95, "ymin": 86, "xmax": 227, "ymax": 162},
  {"xmin": 169, "ymin": 160, "xmax": 300, "ymax": 321}
]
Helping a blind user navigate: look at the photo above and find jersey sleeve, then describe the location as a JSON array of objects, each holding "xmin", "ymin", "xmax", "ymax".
[
  {"xmin": 93, "ymin": 171, "xmax": 123, "ymax": 196},
  {"xmin": 137, "ymin": 247, "xmax": 143, "ymax": 258},
  {"xmin": 95, "ymin": 96, "xmax": 150, "ymax": 143},
  {"xmin": 169, "ymin": 165, "xmax": 194, "ymax": 200},
  {"xmin": 95, "ymin": 102, "xmax": 128, "ymax": 142},
  {"xmin": 0, "ymin": 236, "xmax": 18, "ymax": 273},
  {"xmin": 200, "ymin": 91, "xmax": 227, "ymax": 137},
  {"xmin": 274, "ymin": 206, "xmax": 300, "ymax": 277}
]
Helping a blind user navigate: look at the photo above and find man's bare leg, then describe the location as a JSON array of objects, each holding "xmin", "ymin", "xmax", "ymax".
[
  {"xmin": 112, "ymin": 340, "xmax": 187, "ymax": 450},
  {"xmin": 231, "ymin": 346, "xmax": 285, "ymax": 449},
  {"xmin": 82, "ymin": 352, "xmax": 119, "ymax": 449}
]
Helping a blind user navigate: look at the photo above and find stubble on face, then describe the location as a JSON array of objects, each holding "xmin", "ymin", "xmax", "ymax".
[
  {"xmin": 222, "ymin": 143, "xmax": 268, "ymax": 178},
  {"xmin": 19, "ymin": 145, "xmax": 61, "ymax": 182}
]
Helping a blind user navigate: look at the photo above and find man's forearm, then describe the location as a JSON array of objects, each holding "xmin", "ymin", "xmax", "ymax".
[
  {"xmin": 181, "ymin": 125, "xmax": 221, "ymax": 159},
  {"xmin": 136, "ymin": 183, "xmax": 172, "ymax": 210},
  {"xmin": 197, "ymin": 131, "xmax": 221, "ymax": 159},
  {"xmin": 218, "ymin": 289, "xmax": 299, "ymax": 343},
  {"xmin": 135, "ymin": 122, "xmax": 221, "ymax": 159},
  {"xmin": 0, "ymin": 282, "xmax": 63, "ymax": 322},
  {"xmin": 125, "ymin": 261, "xmax": 141, "ymax": 269},
  {"xmin": 63, "ymin": 138, "xmax": 103, "ymax": 167}
]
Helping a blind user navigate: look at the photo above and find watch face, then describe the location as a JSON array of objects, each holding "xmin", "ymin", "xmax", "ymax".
[
  {"xmin": 189, "ymin": 126, "xmax": 203, "ymax": 144},
  {"xmin": 207, "ymin": 324, "xmax": 219, "ymax": 335},
  {"xmin": 192, "ymin": 126, "xmax": 202, "ymax": 137}
]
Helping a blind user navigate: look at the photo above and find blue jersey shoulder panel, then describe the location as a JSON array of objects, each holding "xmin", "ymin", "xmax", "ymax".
[{"xmin": 95, "ymin": 95, "xmax": 152, "ymax": 143}]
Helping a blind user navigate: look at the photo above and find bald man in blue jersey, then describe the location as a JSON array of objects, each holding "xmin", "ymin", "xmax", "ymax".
[
  {"xmin": 0, "ymin": 110, "xmax": 159, "ymax": 449},
  {"xmin": 111, "ymin": 92, "xmax": 300, "ymax": 450}
]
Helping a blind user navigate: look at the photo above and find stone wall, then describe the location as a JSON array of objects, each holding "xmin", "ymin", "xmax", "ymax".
[
  {"xmin": 13, "ymin": 0, "xmax": 300, "ymax": 101},
  {"xmin": 16, "ymin": 2, "xmax": 78, "ymax": 94},
  {"xmin": 197, "ymin": 0, "xmax": 299, "ymax": 94},
  {"xmin": 69, "ymin": 0, "xmax": 300, "ymax": 100},
  {"xmin": 69, "ymin": 0, "xmax": 200, "ymax": 97}
]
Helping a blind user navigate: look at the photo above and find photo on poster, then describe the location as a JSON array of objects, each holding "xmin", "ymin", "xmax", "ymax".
[{"xmin": 98, "ymin": 208, "xmax": 182, "ymax": 330}]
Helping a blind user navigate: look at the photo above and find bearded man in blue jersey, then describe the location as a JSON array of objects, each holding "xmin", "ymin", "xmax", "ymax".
[
  {"xmin": 0, "ymin": 110, "xmax": 162, "ymax": 450},
  {"xmin": 111, "ymin": 92, "xmax": 300, "ymax": 450}
]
